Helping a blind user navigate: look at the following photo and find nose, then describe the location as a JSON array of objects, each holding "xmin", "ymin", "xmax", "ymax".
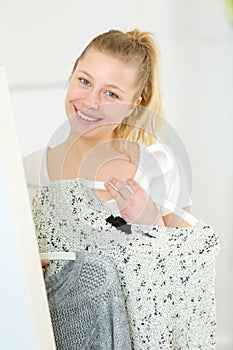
[{"xmin": 83, "ymin": 90, "xmax": 100, "ymax": 110}]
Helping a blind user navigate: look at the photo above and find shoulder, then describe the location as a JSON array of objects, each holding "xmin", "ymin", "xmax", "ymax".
[
  {"xmin": 139, "ymin": 141, "xmax": 175, "ymax": 176},
  {"xmin": 141, "ymin": 141, "xmax": 193, "ymax": 214},
  {"xmin": 22, "ymin": 148, "xmax": 44, "ymax": 186}
]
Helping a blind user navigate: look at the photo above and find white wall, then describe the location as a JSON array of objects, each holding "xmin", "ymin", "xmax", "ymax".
[
  {"xmin": 1, "ymin": 0, "xmax": 232, "ymax": 348},
  {"xmin": 162, "ymin": 3, "xmax": 233, "ymax": 349}
]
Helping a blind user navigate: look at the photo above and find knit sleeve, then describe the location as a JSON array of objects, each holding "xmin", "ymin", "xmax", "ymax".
[
  {"xmin": 31, "ymin": 188, "xmax": 47, "ymax": 252},
  {"xmin": 97, "ymin": 264, "xmax": 132, "ymax": 350}
]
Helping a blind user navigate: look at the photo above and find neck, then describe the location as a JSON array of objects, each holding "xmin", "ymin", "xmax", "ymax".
[{"xmin": 64, "ymin": 129, "xmax": 115, "ymax": 161}]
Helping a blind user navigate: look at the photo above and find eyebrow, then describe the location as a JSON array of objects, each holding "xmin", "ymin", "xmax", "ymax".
[{"xmin": 77, "ymin": 69, "xmax": 126, "ymax": 94}]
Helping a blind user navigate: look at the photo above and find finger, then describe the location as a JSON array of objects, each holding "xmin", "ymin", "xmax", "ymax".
[
  {"xmin": 115, "ymin": 181, "xmax": 133, "ymax": 201},
  {"xmin": 126, "ymin": 178, "xmax": 145, "ymax": 193},
  {"xmin": 105, "ymin": 180, "xmax": 132, "ymax": 211},
  {"xmin": 104, "ymin": 180, "xmax": 119, "ymax": 200},
  {"xmin": 41, "ymin": 259, "xmax": 50, "ymax": 267},
  {"xmin": 108, "ymin": 177, "xmax": 133, "ymax": 200},
  {"xmin": 107, "ymin": 176, "xmax": 119, "ymax": 189}
]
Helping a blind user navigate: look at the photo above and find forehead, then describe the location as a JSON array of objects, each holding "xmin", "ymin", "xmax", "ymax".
[{"xmin": 74, "ymin": 49, "xmax": 138, "ymax": 88}]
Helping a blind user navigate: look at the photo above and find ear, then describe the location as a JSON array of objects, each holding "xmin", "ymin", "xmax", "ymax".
[
  {"xmin": 125, "ymin": 97, "xmax": 142, "ymax": 117},
  {"xmin": 135, "ymin": 96, "xmax": 142, "ymax": 106}
]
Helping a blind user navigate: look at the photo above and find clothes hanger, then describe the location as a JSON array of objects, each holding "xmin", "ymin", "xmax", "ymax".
[
  {"xmin": 40, "ymin": 252, "xmax": 76, "ymax": 261},
  {"xmin": 88, "ymin": 180, "xmax": 198, "ymax": 225}
]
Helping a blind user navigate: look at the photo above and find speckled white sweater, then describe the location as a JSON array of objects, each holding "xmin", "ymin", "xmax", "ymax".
[{"xmin": 32, "ymin": 178, "xmax": 219, "ymax": 350}]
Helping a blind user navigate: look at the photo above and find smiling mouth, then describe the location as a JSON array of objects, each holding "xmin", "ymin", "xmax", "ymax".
[
  {"xmin": 78, "ymin": 110, "xmax": 102, "ymax": 122},
  {"xmin": 74, "ymin": 106, "xmax": 102, "ymax": 123}
]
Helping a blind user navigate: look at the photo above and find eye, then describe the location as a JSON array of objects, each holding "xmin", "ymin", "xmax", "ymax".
[
  {"xmin": 105, "ymin": 91, "xmax": 119, "ymax": 99},
  {"xmin": 79, "ymin": 78, "xmax": 90, "ymax": 86}
]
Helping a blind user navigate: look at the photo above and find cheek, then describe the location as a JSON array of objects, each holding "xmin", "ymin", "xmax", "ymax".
[
  {"xmin": 65, "ymin": 82, "xmax": 87, "ymax": 103},
  {"xmin": 64, "ymin": 90, "xmax": 72, "ymax": 116},
  {"xmin": 100, "ymin": 103, "xmax": 134, "ymax": 123},
  {"xmin": 65, "ymin": 85, "xmax": 88, "ymax": 116}
]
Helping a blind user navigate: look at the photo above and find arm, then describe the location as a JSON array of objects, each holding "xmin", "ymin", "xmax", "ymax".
[{"xmin": 162, "ymin": 206, "xmax": 192, "ymax": 228}]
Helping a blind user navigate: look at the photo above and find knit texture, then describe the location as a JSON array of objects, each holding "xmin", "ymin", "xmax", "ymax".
[
  {"xmin": 45, "ymin": 251, "xmax": 131, "ymax": 350},
  {"xmin": 32, "ymin": 178, "xmax": 220, "ymax": 349}
]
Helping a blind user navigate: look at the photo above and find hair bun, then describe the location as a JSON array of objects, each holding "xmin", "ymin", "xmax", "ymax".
[{"xmin": 126, "ymin": 28, "xmax": 155, "ymax": 46}]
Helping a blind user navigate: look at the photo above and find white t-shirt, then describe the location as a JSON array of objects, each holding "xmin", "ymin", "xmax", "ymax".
[{"xmin": 23, "ymin": 142, "xmax": 192, "ymax": 217}]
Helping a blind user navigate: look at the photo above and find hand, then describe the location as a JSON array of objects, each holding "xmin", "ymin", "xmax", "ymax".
[
  {"xmin": 104, "ymin": 177, "xmax": 164, "ymax": 226},
  {"xmin": 41, "ymin": 259, "xmax": 50, "ymax": 276}
]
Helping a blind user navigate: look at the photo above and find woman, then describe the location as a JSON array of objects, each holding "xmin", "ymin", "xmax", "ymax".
[
  {"xmin": 24, "ymin": 29, "xmax": 213, "ymax": 349},
  {"xmin": 24, "ymin": 28, "xmax": 192, "ymax": 229}
]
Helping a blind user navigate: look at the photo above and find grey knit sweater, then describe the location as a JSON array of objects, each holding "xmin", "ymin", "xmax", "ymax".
[{"xmin": 45, "ymin": 251, "xmax": 131, "ymax": 350}]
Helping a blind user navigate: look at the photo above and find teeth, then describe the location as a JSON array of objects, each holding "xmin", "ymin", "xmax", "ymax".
[{"xmin": 78, "ymin": 110, "xmax": 99, "ymax": 122}]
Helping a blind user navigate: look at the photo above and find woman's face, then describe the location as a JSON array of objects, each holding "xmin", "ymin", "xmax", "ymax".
[{"xmin": 65, "ymin": 49, "xmax": 141, "ymax": 139}]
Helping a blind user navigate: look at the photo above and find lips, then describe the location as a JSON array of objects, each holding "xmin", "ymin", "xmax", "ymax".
[
  {"xmin": 73, "ymin": 105, "xmax": 102, "ymax": 123},
  {"xmin": 77, "ymin": 110, "xmax": 102, "ymax": 122}
]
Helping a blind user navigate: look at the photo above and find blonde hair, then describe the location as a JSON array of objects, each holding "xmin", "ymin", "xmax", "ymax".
[{"xmin": 71, "ymin": 28, "xmax": 164, "ymax": 147}]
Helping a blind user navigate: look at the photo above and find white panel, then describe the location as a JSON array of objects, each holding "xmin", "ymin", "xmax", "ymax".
[{"xmin": 0, "ymin": 66, "xmax": 56, "ymax": 350}]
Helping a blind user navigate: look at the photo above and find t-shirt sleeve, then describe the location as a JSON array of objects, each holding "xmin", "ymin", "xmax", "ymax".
[
  {"xmin": 22, "ymin": 148, "xmax": 44, "ymax": 205},
  {"xmin": 137, "ymin": 142, "xmax": 192, "ymax": 217}
]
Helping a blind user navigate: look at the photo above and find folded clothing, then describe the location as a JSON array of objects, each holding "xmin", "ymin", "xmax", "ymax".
[{"xmin": 45, "ymin": 251, "xmax": 131, "ymax": 350}]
